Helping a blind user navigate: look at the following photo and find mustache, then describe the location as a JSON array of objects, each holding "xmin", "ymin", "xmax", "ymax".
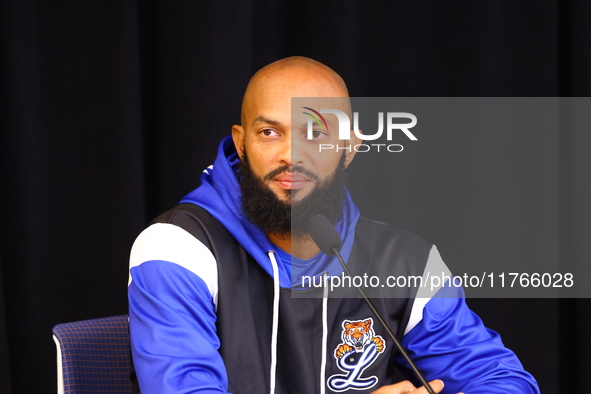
[{"xmin": 263, "ymin": 165, "xmax": 320, "ymax": 183}]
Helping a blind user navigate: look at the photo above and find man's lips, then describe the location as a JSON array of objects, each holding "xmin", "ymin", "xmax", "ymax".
[{"xmin": 274, "ymin": 173, "xmax": 309, "ymax": 189}]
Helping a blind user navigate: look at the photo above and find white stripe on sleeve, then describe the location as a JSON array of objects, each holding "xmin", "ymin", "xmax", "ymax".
[
  {"xmin": 404, "ymin": 245, "xmax": 451, "ymax": 335},
  {"xmin": 129, "ymin": 222, "xmax": 219, "ymax": 308}
]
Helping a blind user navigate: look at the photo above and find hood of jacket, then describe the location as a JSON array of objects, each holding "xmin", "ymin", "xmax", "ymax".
[{"xmin": 180, "ymin": 135, "xmax": 359, "ymax": 288}]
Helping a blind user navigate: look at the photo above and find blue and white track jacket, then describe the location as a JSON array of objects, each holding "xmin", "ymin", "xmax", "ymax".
[{"xmin": 128, "ymin": 137, "xmax": 540, "ymax": 393}]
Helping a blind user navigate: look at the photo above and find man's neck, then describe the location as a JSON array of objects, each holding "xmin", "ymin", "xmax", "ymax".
[{"xmin": 267, "ymin": 232, "xmax": 320, "ymax": 260}]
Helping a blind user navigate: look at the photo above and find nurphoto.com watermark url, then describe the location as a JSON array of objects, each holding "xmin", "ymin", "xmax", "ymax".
[{"xmin": 302, "ymin": 272, "xmax": 574, "ymax": 293}]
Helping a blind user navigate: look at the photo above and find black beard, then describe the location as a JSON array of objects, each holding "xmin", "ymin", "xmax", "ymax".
[{"xmin": 237, "ymin": 152, "xmax": 347, "ymax": 237}]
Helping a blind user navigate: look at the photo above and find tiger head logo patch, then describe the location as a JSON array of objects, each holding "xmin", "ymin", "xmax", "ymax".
[{"xmin": 328, "ymin": 318, "xmax": 386, "ymax": 392}]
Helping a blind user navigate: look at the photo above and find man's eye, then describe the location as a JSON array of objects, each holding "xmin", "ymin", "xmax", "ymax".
[
  {"xmin": 261, "ymin": 129, "xmax": 279, "ymax": 137},
  {"xmin": 311, "ymin": 130, "xmax": 326, "ymax": 139}
]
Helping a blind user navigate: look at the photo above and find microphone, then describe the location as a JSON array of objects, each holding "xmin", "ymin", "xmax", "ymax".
[{"xmin": 307, "ymin": 215, "xmax": 436, "ymax": 394}]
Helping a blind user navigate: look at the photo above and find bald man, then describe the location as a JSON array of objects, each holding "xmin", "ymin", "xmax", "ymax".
[{"xmin": 128, "ymin": 57, "xmax": 539, "ymax": 394}]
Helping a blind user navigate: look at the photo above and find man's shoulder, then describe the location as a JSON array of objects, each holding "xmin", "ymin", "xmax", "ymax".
[
  {"xmin": 151, "ymin": 203, "xmax": 215, "ymax": 227},
  {"xmin": 356, "ymin": 216, "xmax": 433, "ymax": 251},
  {"xmin": 148, "ymin": 203, "xmax": 235, "ymax": 253},
  {"xmin": 350, "ymin": 217, "xmax": 435, "ymax": 296}
]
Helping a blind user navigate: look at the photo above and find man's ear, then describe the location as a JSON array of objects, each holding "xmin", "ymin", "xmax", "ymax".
[
  {"xmin": 343, "ymin": 130, "xmax": 362, "ymax": 169},
  {"xmin": 232, "ymin": 125, "xmax": 245, "ymax": 160}
]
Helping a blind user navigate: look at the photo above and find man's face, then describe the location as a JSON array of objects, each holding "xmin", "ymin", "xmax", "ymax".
[
  {"xmin": 233, "ymin": 67, "xmax": 354, "ymax": 204},
  {"xmin": 232, "ymin": 65, "xmax": 356, "ymax": 235}
]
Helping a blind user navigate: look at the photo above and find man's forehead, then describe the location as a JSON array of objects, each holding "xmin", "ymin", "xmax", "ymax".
[
  {"xmin": 245, "ymin": 91, "xmax": 349, "ymax": 128},
  {"xmin": 248, "ymin": 103, "xmax": 347, "ymax": 131},
  {"xmin": 251, "ymin": 115, "xmax": 282, "ymax": 127}
]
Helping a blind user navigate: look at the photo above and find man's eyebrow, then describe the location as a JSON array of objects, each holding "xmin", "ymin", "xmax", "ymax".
[{"xmin": 252, "ymin": 116, "xmax": 280, "ymax": 127}]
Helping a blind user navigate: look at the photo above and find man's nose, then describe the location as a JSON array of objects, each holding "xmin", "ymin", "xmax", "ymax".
[{"xmin": 277, "ymin": 136, "xmax": 305, "ymax": 166}]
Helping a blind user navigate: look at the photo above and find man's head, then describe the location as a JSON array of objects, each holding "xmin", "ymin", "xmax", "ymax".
[{"xmin": 232, "ymin": 56, "xmax": 358, "ymax": 236}]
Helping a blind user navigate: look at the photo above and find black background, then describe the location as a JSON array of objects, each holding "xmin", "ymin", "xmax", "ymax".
[{"xmin": 1, "ymin": 1, "xmax": 590, "ymax": 393}]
